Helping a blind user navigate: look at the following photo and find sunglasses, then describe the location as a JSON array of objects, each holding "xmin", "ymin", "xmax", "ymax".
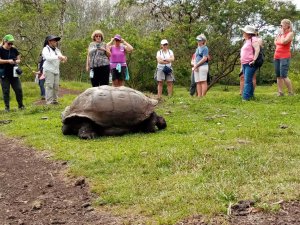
[
  {"xmin": 7, "ymin": 42, "xmax": 13, "ymax": 46},
  {"xmin": 94, "ymin": 35, "xmax": 102, "ymax": 38}
]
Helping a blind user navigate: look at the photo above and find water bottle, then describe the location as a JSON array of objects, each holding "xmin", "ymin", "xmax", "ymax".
[
  {"xmin": 89, "ymin": 68, "xmax": 94, "ymax": 78},
  {"xmin": 13, "ymin": 66, "xmax": 18, "ymax": 77}
]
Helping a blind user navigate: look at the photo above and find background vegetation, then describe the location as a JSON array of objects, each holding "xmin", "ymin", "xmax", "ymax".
[{"xmin": 0, "ymin": 0, "xmax": 299, "ymax": 92}]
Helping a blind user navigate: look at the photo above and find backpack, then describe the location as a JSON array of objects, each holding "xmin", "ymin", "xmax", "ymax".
[
  {"xmin": 254, "ymin": 47, "xmax": 264, "ymax": 68},
  {"xmin": 251, "ymin": 37, "xmax": 264, "ymax": 68}
]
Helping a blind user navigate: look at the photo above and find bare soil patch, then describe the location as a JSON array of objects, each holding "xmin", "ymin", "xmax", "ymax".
[{"xmin": 0, "ymin": 135, "xmax": 140, "ymax": 225}]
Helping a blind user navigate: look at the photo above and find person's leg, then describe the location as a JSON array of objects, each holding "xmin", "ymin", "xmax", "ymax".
[
  {"xmin": 45, "ymin": 70, "xmax": 55, "ymax": 104},
  {"xmin": 1, "ymin": 77, "xmax": 11, "ymax": 110},
  {"xmin": 39, "ymin": 79, "xmax": 45, "ymax": 99},
  {"xmin": 274, "ymin": 59, "xmax": 283, "ymax": 95},
  {"xmin": 196, "ymin": 82, "xmax": 202, "ymax": 97},
  {"xmin": 166, "ymin": 81, "xmax": 173, "ymax": 96},
  {"xmin": 10, "ymin": 77, "xmax": 24, "ymax": 108},
  {"xmin": 201, "ymin": 81, "xmax": 208, "ymax": 96},
  {"xmin": 157, "ymin": 81, "xmax": 163, "ymax": 98},
  {"xmin": 92, "ymin": 67, "xmax": 101, "ymax": 86},
  {"xmin": 198, "ymin": 65, "xmax": 208, "ymax": 97},
  {"xmin": 99, "ymin": 65, "xmax": 110, "ymax": 86},
  {"xmin": 242, "ymin": 64, "xmax": 256, "ymax": 100},
  {"xmin": 190, "ymin": 72, "xmax": 196, "ymax": 96},
  {"xmin": 284, "ymin": 78, "xmax": 293, "ymax": 94},
  {"xmin": 253, "ymin": 73, "xmax": 257, "ymax": 89},
  {"xmin": 240, "ymin": 74, "xmax": 244, "ymax": 95},
  {"xmin": 280, "ymin": 58, "xmax": 293, "ymax": 94},
  {"xmin": 53, "ymin": 73, "xmax": 60, "ymax": 103}
]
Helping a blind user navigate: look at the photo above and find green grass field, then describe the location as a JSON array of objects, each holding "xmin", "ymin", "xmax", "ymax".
[{"xmin": 0, "ymin": 82, "xmax": 299, "ymax": 224}]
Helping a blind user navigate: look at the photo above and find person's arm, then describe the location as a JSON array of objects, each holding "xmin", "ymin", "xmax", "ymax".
[
  {"xmin": 86, "ymin": 49, "xmax": 90, "ymax": 72},
  {"xmin": 103, "ymin": 44, "xmax": 111, "ymax": 57},
  {"xmin": 156, "ymin": 54, "xmax": 165, "ymax": 64},
  {"xmin": 0, "ymin": 50, "xmax": 15, "ymax": 65},
  {"xmin": 122, "ymin": 39, "xmax": 133, "ymax": 52},
  {"xmin": 280, "ymin": 32, "xmax": 294, "ymax": 45},
  {"xmin": 107, "ymin": 38, "xmax": 114, "ymax": 46}
]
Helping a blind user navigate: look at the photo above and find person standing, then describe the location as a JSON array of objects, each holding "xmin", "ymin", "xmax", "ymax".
[
  {"xmin": 42, "ymin": 35, "xmax": 67, "ymax": 105},
  {"xmin": 239, "ymin": 28, "xmax": 262, "ymax": 95},
  {"xmin": 240, "ymin": 25, "xmax": 260, "ymax": 101},
  {"xmin": 189, "ymin": 53, "xmax": 197, "ymax": 96},
  {"xmin": 86, "ymin": 30, "xmax": 111, "ymax": 87},
  {"xmin": 107, "ymin": 34, "xmax": 133, "ymax": 87},
  {"xmin": 0, "ymin": 34, "xmax": 24, "ymax": 112},
  {"xmin": 155, "ymin": 39, "xmax": 175, "ymax": 99},
  {"xmin": 192, "ymin": 34, "xmax": 209, "ymax": 97},
  {"xmin": 274, "ymin": 19, "xmax": 294, "ymax": 96}
]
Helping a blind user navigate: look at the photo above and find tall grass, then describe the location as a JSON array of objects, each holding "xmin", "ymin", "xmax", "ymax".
[{"xmin": 0, "ymin": 82, "xmax": 299, "ymax": 224}]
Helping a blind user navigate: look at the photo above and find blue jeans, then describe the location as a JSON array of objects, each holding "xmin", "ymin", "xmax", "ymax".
[
  {"xmin": 39, "ymin": 79, "xmax": 45, "ymax": 97},
  {"xmin": 242, "ymin": 64, "xmax": 257, "ymax": 100}
]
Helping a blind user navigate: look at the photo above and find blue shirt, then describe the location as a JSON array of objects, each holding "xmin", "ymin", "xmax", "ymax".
[{"xmin": 195, "ymin": 46, "xmax": 209, "ymax": 66}]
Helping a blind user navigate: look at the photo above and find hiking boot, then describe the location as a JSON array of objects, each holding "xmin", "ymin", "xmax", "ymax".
[
  {"xmin": 277, "ymin": 92, "xmax": 284, "ymax": 97},
  {"xmin": 19, "ymin": 105, "xmax": 25, "ymax": 110},
  {"xmin": 41, "ymin": 96, "xmax": 45, "ymax": 100},
  {"xmin": 51, "ymin": 101, "xmax": 59, "ymax": 105}
]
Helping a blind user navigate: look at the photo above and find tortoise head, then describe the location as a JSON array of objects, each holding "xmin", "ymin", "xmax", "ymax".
[{"xmin": 156, "ymin": 115, "xmax": 167, "ymax": 130}]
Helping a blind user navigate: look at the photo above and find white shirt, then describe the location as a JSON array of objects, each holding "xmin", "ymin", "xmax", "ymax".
[
  {"xmin": 156, "ymin": 49, "xmax": 174, "ymax": 69},
  {"xmin": 42, "ymin": 45, "xmax": 63, "ymax": 74}
]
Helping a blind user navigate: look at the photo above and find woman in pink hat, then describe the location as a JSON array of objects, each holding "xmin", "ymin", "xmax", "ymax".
[
  {"xmin": 107, "ymin": 34, "xmax": 133, "ymax": 87},
  {"xmin": 240, "ymin": 25, "xmax": 260, "ymax": 101}
]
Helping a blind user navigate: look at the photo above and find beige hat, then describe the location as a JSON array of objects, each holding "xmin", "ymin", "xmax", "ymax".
[{"xmin": 240, "ymin": 25, "xmax": 256, "ymax": 34}]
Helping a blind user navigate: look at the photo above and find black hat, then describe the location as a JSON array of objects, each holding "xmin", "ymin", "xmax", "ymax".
[{"xmin": 46, "ymin": 35, "xmax": 61, "ymax": 42}]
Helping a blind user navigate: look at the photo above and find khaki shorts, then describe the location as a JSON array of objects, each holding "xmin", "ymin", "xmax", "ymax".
[
  {"xmin": 155, "ymin": 68, "xmax": 174, "ymax": 82},
  {"xmin": 194, "ymin": 65, "xmax": 208, "ymax": 82}
]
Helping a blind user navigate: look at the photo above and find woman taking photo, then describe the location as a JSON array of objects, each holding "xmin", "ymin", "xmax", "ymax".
[
  {"xmin": 240, "ymin": 25, "xmax": 260, "ymax": 101},
  {"xmin": 0, "ymin": 34, "xmax": 24, "ymax": 112},
  {"xmin": 107, "ymin": 34, "xmax": 133, "ymax": 87},
  {"xmin": 155, "ymin": 39, "xmax": 175, "ymax": 99},
  {"xmin": 192, "ymin": 34, "xmax": 209, "ymax": 97},
  {"xmin": 86, "ymin": 30, "xmax": 111, "ymax": 87},
  {"xmin": 274, "ymin": 19, "xmax": 294, "ymax": 96}
]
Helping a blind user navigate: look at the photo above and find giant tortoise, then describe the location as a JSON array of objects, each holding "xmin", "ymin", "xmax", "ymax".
[{"xmin": 61, "ymin": 85, "xmax": 166, "ymax": 139}]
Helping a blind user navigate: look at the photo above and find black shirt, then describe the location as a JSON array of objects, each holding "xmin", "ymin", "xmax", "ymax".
[{"xmin": 0, "ymin": 46, "xmax": 20, "ymax": 77}]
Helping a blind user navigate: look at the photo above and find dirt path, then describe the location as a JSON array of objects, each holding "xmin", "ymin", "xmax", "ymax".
[{"xmin": 0, "ymin": 135, "xmax": 134, "ymax": 225}]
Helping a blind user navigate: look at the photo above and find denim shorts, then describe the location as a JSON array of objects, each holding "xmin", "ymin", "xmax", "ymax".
[{"xmin": 274, "ymin": 58, "xmax": 290, "ymax": 78}]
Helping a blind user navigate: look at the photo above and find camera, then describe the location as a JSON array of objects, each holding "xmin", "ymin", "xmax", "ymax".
[
  {"xmin": 16, "ymin": 67, "xmax": 23, "ymax": 75},
  {"xmin": 96, "ymin": 43, "xmax": 100, "ymax": 49}
]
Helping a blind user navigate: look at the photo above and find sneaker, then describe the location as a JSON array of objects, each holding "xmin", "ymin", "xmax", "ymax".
[
  {"xmin": 41, "ymin": 97, "xmax": 45, "ymax": 100},
  {"xmin": 51, "ymin": 101, "xmax": 59, "ymax": 105},
  {"xmin": 277, "ymin": 92, "xmax": 284, "ymax": 97}
]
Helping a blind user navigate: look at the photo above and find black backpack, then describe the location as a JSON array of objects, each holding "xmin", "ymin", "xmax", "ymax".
[{"xmin": 251, "ymin": 38, "xmax": 264, "ymax": 68}]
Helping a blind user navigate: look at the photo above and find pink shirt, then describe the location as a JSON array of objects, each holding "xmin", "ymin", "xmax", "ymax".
[
  {"xmin": 110, "ymin": 45, "xmax": 127, "ymax": 69},
  {"xmin": 274, "ymin": 32, "xmax": 292, "ymax": 59},
  {"xmin": 240, "ymin": 37, "xmax": 258, "ymax": 65}
]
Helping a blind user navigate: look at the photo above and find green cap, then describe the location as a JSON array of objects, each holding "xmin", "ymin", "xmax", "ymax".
[{"xmin": 3, "ymin": 34, "xmax": 15, "ymax": 42}]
